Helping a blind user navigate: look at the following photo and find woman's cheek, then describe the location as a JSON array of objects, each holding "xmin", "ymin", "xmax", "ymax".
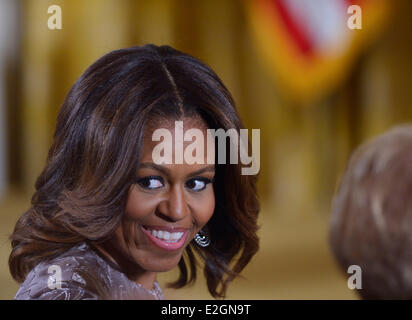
[
  {"xmin": 125, "ymin": 187, "xmax": 158, "ymax": 219},
  {"xmin": 192, "ymin": 188, "xmax": 215, "ymax": 226}
]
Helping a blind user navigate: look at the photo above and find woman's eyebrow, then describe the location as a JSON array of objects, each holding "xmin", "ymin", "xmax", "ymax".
[
  {"xmin": 139, "ymin": 162, "xmax": 170, "ymax": 175},
  {"xmin": 138, "ymin": 163, "xmax": 215, "ymax": 177},
  {"xmin": 189, "ymin": 165, "xmax": 215, "ymax": 176}
]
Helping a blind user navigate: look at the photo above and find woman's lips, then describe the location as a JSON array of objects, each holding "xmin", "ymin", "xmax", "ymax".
[{"xmin": 141, "ymin": 225, "xmax": 189, "ymax": 251}]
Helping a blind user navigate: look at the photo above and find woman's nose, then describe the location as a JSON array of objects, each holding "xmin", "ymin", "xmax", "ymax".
[{"xmin": 157, "ymin": 185, "xmax": 190, "ymax": 222}]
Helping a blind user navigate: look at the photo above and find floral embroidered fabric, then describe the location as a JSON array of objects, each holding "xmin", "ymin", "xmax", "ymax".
[{"xmin": 14, "ymin": 242, "xmax": 164, "ymax": 300}]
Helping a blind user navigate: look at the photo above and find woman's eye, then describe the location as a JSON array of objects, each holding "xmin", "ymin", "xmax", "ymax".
[
  {"xmin": 185, "ymin": 178, "xmax": 212, "ymax": 192},
  {"xmin": 136, "ymin": 176, "xmax": 164, "ymax": 190}
]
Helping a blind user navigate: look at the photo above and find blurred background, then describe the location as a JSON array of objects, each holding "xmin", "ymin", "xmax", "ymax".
[{"xmin": 0, "ymin": 0, "xmax": 411, "ymax": 299}]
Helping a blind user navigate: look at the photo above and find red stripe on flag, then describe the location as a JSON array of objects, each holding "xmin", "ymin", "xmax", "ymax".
[
  {"xmin": 256, "ymin": 0, "xmax": 366, "ymax": 58},
  {"xmin": 271, "ymin": 0, "xmax": 314, "ymax": 57}
]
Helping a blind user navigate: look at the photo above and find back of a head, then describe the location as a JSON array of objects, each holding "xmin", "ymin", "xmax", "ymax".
[{"xmin": 330, "ymin": 125, "xmax": 412, "ymax": 299}]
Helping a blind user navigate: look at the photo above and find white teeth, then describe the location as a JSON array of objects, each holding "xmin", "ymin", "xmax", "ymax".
[{"xmin": 148, "ymin": 228, "xmax": 184, "ymax": 243}]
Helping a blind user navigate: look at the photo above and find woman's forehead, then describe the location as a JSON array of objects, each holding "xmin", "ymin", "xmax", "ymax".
[
  {"xmin": 140, "ymin": 116, "xmax": 214, "ymax": 165},
  {"xmin": 144, "ymin": 115, "xmax": 208, "ymax": 132}
]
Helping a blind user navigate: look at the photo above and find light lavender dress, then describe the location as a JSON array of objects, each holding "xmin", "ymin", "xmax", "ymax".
[{"xmin": 14, "ymin": 242, "xmax": 164, "ymax": 300}]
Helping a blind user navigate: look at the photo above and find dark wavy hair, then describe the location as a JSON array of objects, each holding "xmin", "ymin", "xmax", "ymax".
[{"xmin": 9, "ymin": 44, "xmax": 260, "ymax": 298}]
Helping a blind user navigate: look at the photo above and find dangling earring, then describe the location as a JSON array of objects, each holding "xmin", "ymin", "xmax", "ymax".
[{"xmin": 194, "ymin": 229, "xmax": 210, "ymax": 247}]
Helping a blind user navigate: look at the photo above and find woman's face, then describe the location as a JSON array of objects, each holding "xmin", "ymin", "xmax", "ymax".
[{"xmin": 111, "ymin": 116, "xmax": 215, "ymax": 274}]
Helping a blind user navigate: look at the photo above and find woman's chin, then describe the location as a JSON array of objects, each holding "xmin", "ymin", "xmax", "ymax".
[
  {"xmin": 133, "ymin": 253, "xmax": 183, "ymax": 273},
  {"xmin": 140, "ymin": 259, "xmax": 181, "ymax": 273}
]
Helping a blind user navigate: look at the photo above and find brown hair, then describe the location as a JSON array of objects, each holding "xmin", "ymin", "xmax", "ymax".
[
  {"xmin": 330, "ymin": 125, "xmax": 412, "ymax": 299},
  {"xmin": 9, "ymin": 44, "xmax": 260, "ymax": 298}
]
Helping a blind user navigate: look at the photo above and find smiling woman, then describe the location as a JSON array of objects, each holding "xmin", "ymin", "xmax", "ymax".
[{"xmin": 8, "ymin": 44, "xmax": 260, "ymax": 300}]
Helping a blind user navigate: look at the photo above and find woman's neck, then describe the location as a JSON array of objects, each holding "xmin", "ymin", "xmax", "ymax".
[{"xmin": 134, "ymin": 271, "xmax": 157, "ymax": 290}]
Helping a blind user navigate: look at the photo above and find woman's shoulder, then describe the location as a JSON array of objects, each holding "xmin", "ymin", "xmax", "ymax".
[
  {"xmin": 14, "ymin": 242, "xmax": 103, "ymax": 300},
  {"xmin": 14, "ymin": 242, "xmax": 165, "ymax": 300}
]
